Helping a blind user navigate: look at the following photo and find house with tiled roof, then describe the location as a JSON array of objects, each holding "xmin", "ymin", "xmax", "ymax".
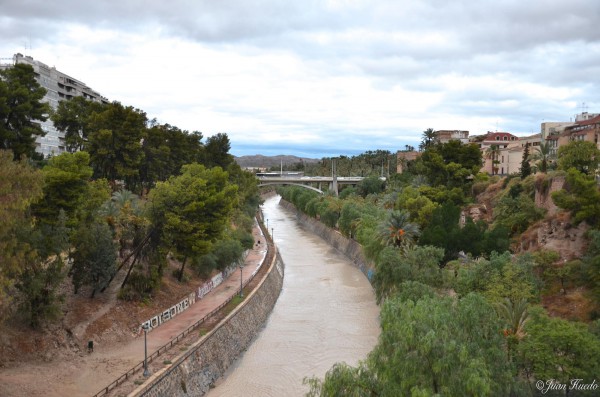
[{"xmin": 561, "ymin": 114, "xmax": 600, "ymax": 148}]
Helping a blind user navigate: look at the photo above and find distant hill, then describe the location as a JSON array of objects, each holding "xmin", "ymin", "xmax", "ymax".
[{"xmin": 234, "ymin": 154, "xmax": 320, "ymax": 168}]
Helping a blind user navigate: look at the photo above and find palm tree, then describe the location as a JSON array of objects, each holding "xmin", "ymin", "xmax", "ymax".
[
  {"xmin": 495, "ymin": 298, "xmax": 529, "ymax": 339},
  {"xmin": 485, "ymin": 144, "xmax": 501, "ymax": 175},
  {"xmin": 530, "ymin": 141, "xmax": 552, "ymax": 173},
  {"xmin": 377, "ymin": 210, "xmax": 420, "ymax": 249},
  {"xmin": 419, "ymin": 128, "xmax": 437, "ymax": 151}
]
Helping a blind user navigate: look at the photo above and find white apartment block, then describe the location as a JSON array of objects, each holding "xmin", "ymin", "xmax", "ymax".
[{"xmin": 1, "ymin": 53, "xmax": 108, "ymax": 158}]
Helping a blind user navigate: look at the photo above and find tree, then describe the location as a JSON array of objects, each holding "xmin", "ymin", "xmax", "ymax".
[
  {"xmin": 557, "ymin": 140, "xmax": 600, "ymax": 175},
  {"xmin": 371, "ymin": 245, "xmax": 444, "ymax": 304},
  {"xmin": 357, "ymin": 175, "xmax": 385, "ymax": 197},
  {"xmin": 204, "ymin": 132, "xmax": 234, "ymax": 169},
  {"xmin": 377, "ymin": 210, "xmax": 420, "ymax": 250},
  {"xmin": 419, "ymin": 201, "xmax": 462, "ymax": 263},
  {"xmin": 419, "ymin": 127, "xmax": 436, "ymax": 151},
  {"xmin": 483, "ymin": 254, "xmax": 540, "ymax": 304},
  {"xmin": 521, "ymin": 143, "xmax": 532, "ymax": 179},
  {"xmin": 485, "ymin": 144, "xmax": 501, "ymax": 175},
  {"xmin": 140, "ymin": 123, "xmax": 204, "ymax": 188},
  {"xmin": 495, "ymin": 297, "xmax": 529, "ymax": 339},
  {"xmin": 51, "ymin": 96, "xmax": 106, "ymax": 152},
  {"xmin": 418, "ymin": 141, "xmax": 482, "ymax": 189},
  {"xmin": 395, "ymin": 186, "xmax": 439, "ymax": 229},
  {"xmin": 338, "ymin": 199, "xmax": 364, "ymax": 238},
  {"xmin": 86, "ymin": 101, "xmax": 147, "ymax": 190},
  {"xmin": 15, "ymin": 253, "xmax": 66, "ymax": 328},
  {"xmin": 373, "ymin": 293, "xmax": 518, "ymax": 396},
  {"xmin": 309, "ymin": 293, "xmax": 520, "ymax": 396},
  {"xmin": 531, "ymin": 140, "xmax": 553, "ymax": 173},
  {"xmin": 518, "ymin": 307, "xmax": 600, "ymax": 393},
  {"xmin": 212, "ymin": 239, "xmax": 244, "ymax": 270},
  {"xmin": 493, "ymin": 191, "xmax": 545, "ymax": 236},
  {"xmin": 0, "ymin": 150, "xmax": 44, "ymax": 318},
  {"xmin": 13, "ymin": 210, "xmax": 69, "ymax": 328},
  {"xmin": 582, "ymin": 231, "xmax": 600, "ymax": 306},
  {"xmin": 305, "ymin": 361, "xmax": 379, "ymax": 397},
  {"xmin": 149, "ymin": 164, "xmax": 238, "ymax": 281},
  {"xmin": 552, "ymin": 168, "xmax": 600, "ymax": 226},
  {"xmin": 0, "ymin": 63, "xmax": 50, "ymax": 160},
  {"xmin": 32, "ymin": 151, "xmax": 94, "ymax": 228},
  {"xmin": 70, "ymin": 221, "xmax": 117, "ymax": 297},
  {"xmin": 99, "ymin": 189, "xmax": 147, "ymax": 258}
]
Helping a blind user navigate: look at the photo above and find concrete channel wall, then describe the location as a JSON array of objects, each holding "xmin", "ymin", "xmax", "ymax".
[
  {"xmin": 129, "ymin": 249, "xmax": 285, "ymax": 397},
  {"xmin": 278, "ymin": 199, "xmax": 373, "ymax": 278}
]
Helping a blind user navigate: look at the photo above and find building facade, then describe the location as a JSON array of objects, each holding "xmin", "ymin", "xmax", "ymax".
[
  {"xmin": 435, "ymin": 130, "xmax": 469, "ymax": 144},
  {"xmin": 1, "ymin": 53, "xmax": 108, "ymax": 157}
]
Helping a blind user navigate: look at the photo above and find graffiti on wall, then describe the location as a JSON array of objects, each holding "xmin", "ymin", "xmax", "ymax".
[
  {"xmin": 197, "ymin": 273, "xmax": 224, "ymax": 300},
  {"xmin": 138, "ymin": 261, "xmax": 243, "ymax": 333},
  {"xmin": 140, "ymin": 292, "xmax": 196, "ymax": 333}
]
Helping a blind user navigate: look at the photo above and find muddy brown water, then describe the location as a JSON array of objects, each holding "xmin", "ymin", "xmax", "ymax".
[{"xmin": 207, "ymin": 196, "xmax": 380, "ymax": 396}]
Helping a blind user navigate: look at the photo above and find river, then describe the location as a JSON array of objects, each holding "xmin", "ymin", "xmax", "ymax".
[{"xmin": 207, "ymin": 195, "xmax": 380, "ymax": 396}]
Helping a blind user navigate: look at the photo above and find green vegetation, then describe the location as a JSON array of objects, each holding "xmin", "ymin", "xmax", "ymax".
[
  {"xmin": 2, "ymin": 63, "xmax": 600, "ymax": 395},
  {"xmin": 0, "ymin": 63, "xmax": 261, "ymax": 327},
  {"xmin": 0, "ymin": 63, "xmax": 50, "ymax": 160},
  {"xmin": 281, "ymin": 137, "xmax": 600, "ymax": 396}
]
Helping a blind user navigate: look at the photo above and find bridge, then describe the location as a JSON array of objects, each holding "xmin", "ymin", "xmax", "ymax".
[{"xmin": 257, "ymin": 174, "xmax": 365, "ymax": 196}]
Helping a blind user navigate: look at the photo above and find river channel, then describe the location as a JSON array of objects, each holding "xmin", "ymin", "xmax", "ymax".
[{"xmin": 207, "ymin": 195, "xmax": 380, "ymax": 396}]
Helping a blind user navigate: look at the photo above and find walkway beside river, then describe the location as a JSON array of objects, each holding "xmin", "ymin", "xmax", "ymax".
[{"xmin": 0, "ymin": 223, "xmax": 268, "ymax": 397}]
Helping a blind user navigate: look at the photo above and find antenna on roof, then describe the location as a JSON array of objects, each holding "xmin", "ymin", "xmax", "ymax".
[{"xmin": 581, "ymin": 102, "xmax": 589, "ymax": 114}]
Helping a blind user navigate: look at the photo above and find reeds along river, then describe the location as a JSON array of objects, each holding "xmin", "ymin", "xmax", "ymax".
[{"xmin": 207, "ymin": 195, "xmax": 380, "ymax": 397}]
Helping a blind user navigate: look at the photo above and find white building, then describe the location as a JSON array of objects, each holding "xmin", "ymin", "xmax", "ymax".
[{"xmin": 1, "ymin": 53, "xmax": 108, "ymax": 157}]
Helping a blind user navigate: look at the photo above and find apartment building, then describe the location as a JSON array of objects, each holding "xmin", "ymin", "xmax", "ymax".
[
  {"xmin": 541, "ymin": 121, "xmax": 574, "ymax": 140},
  {"xmin": 1, "ymin": 53, "xmax": 108, "ymax": 157}
]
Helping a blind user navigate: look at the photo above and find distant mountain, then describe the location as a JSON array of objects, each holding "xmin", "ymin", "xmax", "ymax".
[{"xmin": 234, "ymin": 154, "xmax": 320, "ymax": 168}]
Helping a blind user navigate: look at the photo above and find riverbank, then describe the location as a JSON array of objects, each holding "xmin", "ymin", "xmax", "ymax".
[
  {"xmin": 278, "ymin": 199, "xmax": 374, "ymax": 278},
  {"xmin": 0, "ymin": 221, "xmax": 271, "ymax": 397}
]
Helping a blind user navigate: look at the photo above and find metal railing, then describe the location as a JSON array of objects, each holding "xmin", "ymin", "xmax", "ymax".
[{"xmin": 92, "ymin": 214, "xmax": 274, "ymax": 397}]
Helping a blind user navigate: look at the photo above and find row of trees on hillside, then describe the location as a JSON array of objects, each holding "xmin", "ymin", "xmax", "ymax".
[
  {"xmin": 0, "ymin": 63, "xmax": 261, "ymax": 328},
  {"xmin": 276, "ymin": 150, "xmax": 398, "ymax": 178}
]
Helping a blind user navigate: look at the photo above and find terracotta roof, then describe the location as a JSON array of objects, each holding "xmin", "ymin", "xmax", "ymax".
[
  {"xmin": 566, "ymin": 114, "xmax": 600, "ymax": 131},
  {"xmin": 576, "ymin": 114, "xmax": 600, "ymax": 126}
]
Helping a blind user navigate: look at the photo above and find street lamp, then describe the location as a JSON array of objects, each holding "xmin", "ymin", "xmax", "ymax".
[
  {"xmin": 142, "ymin": 323, "xmax": 150, "ymax": 377},
  {"xmin": 266, "ymin": 218, "xmax": 269, "ymax": 230},
  {"xmin": 239, "ymin": 265, "xmax": 244, "ymax": 298},
  {"xmin": 271, "ymin": 227, "xmax": 274, "ymax": 241}
]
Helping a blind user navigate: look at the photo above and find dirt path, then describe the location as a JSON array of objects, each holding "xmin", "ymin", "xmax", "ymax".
[{"xmin": 0, "ymin": 226, "xmax": 268, "ymax": 397}]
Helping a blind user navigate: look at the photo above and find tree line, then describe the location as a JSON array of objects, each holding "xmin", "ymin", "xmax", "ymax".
[{"xmin": 0, "ymin": 62, "xmax": 260, "ymax": 328}]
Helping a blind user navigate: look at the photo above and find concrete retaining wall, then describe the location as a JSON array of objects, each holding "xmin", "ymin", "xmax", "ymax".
[
  {"xmin": 279, "ymin": 199, "xmax": 373, "ymax": 278},
  {"xmin": 130, "ymin": 250, "xmax": 285, "ymax": 397}
]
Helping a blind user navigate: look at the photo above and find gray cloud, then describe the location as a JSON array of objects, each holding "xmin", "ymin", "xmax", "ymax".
[{"xmin": 1, "ymin": 0, "xmax": 599, "ymax": 157}]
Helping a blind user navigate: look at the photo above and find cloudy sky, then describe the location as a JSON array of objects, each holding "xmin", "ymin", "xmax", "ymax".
[{"xmin": 1, "ymin": 1, "xmax": 599, "ymax": 158}]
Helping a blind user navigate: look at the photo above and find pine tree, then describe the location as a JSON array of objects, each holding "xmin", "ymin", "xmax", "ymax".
[{"xmin": 521, "ymin": 143, "xmax": 532, "ymax": 179}]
